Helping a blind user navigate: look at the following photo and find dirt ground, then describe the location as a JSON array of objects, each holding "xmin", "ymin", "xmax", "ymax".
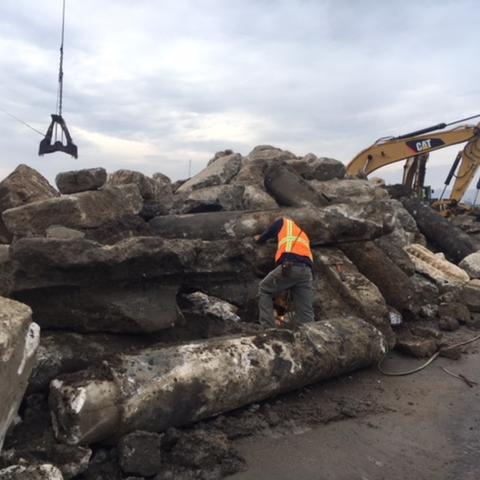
[{"xmin": 229, "ymin": 328, "xmax": 480, "ymax": 480}]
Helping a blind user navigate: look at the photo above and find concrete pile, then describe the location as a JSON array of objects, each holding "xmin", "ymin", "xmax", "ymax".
[{"xmin": 0, "ymin": 146, "xmax": 480, "ymax": 478}]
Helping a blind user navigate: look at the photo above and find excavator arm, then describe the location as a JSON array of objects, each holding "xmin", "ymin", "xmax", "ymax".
[
  {"xmin": 449, "ymin": 135, "xmax": 480, "ymax": 202},
  {"xmin": 347, "ymin": 124, "xmax": 479, "ymax": 176},
  {"xmin": 347, "ymin": 122, "xmax": 480, "ymax": 204}
]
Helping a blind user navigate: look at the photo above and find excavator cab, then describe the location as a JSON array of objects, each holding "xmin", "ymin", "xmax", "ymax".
[{"xmin": 39, "ymin": 114, "xmax": 78, "ymax": 158}]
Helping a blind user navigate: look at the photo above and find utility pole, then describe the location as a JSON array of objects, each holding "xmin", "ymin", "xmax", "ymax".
[{"xmin": 188, "ymin": 159, "xmax": 192, "ymax": 178}]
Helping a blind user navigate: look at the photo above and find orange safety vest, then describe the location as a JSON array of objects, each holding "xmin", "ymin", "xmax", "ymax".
[{"xmin": 275, "ymin": 218, "xmax": 313, "ymax": 263}]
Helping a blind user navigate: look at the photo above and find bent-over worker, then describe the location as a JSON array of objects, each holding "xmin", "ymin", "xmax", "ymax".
[{"xmin": 254, "ymin": 217, "xmax": 314, "ymax": 327}]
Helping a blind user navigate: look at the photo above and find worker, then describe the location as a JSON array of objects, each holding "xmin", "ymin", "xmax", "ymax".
[{"xmin": 254, "ymin": 217, "xmax": 314, "ymax": 328}]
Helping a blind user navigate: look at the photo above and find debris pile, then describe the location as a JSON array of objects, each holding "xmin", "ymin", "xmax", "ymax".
[{"xmin": 0, "ymin": 145, "xmax": 480, "ymax": 478}]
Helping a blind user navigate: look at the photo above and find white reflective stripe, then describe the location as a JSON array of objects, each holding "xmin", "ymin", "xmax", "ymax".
[
  {"xmin": 278, "ymin": 236, "xmax": 310, "ymax": 247},
  {"xmin": 286, "ymin": 219, "xmax": 294, "ymax": 252}
]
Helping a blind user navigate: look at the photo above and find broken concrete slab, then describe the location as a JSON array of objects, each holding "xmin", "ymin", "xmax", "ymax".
[
  {"xmin": 172, "ymin": 185, "xmax": 245, "ymax": 214},
  {"xmin": 287, "ymin": 154, "xmax": 346, "ymax": 181},
  {"xmin": 0, "ymin": 246, "xmax": 12, "ymax": 297},
  {"xmin": 340, "ymin": 241, "xmax": 420, "ymax": 318},
  {"xmin": 384, "ymin": 199, "xmax": 422, "ymax": 247},
  {"xmin": 401, "ymin": 197, "xmax": 477, "ymax": 263},
  {"xmin": 242, "ymin": 185, "xmax": 278, "ymax": 210},
  {"xmin": 460, "ymin": 279, "xmax": 480, "ymax": 313},
  {"xmin": 438, "ymin": 302, "xmax": 471, "ymax": 327},
  {"xmin": 150, "ymin": 201, "xmax": 395, "ymax": 244},
  {"xmin": 107, "ymin": 169, "xmax": 173, "ymax": 218},
  {"xmin": 8, "ymin": 237, "xmax": 253, "ymax": 291},
  {"xmin": 2, "ymin": 185, "xmax": 143, "ymax": 237},
  {"xmin": 0, "ymin": 165, "xmax": 59, "ymax": 243},
  {"xmin": 459, "ymin": 251, "xmax": 480, "ymax": 279},
  {"xmin": 82, "ymin": 214, "xmax": 152, "ymax": 245},
  {"xmin": 313, "ymin": 247, "xmax": 394, "ymax": 346},
  {"xmin": 410, "ymin": 274, "xmax": 439, "ymax": 320},
  {"xmin": 309, "ymin": 178, "xmax": 387, "ymax": 205},
  {"xmin": 55, "ymin": 168, "xmax": 107, "ymax": 194},
  {"xmin": 395, "ymin": 333, "xmax": 438, "ymax": 358},
  {"xmin": 181, "ymin": 292, "xmax": 240, "ymax": 323},
  {"xmin": 264, "ymin": 162, "xmax": 330, "ymax": 208},
  {"xmin": 404, "ymin": 244, "xmax": 470, "ymax": 286},
  {"xmin": 45, "ymin": 226, "xmax": 85, "ymax": 240},
  {"xmin": 49, "ymin": 317, "xmax": 386, "ymax": 445},
  {"xmin": 28, "ymin": 331, "xmax": 153, "ymax": 393},
  {"xmin": 374, "ymin": 236, "xmax": 416, "ymax": 276},
  {"xmin": 177, "ymin": 153, "xmax": 242, "ymax": 193},
  {"xmin": 231, "ymin": 146, "xmax": 296, "ymax": 188},
  {"xmin": 0, "ymin": 297, "xmax": 40, "ymax": 450},
  {"xmin": 0, "ymin": 464, "xmax": 64, "ymax": 479},
  {"xmin": 14, "ymin": 283, "xmax": 181, "ymax": 334}
]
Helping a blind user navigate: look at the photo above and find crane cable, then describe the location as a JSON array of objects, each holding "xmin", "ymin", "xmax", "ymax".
[
  {"xmin": 0, "ymin": 1, "xmax": 68, "ymax": 140},
  {"xmin": 54, "ymin": 0, "xmax": 67, "ymax": 143},
  {"xmin": 0, "ymin": 106, "xmax": 44, "ymax": 136}
]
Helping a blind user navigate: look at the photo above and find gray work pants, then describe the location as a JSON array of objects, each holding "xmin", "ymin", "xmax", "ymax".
[{"xmin": 258, "ymin": 263, "xmax": 314, "ymax": 327}]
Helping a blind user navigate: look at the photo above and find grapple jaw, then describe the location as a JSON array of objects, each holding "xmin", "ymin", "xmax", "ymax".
[{"xmin": 39, "ymin": 114, "xmax": 78, "ymax": 158}]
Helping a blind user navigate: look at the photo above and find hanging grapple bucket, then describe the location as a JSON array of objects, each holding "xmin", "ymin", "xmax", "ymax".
[{"xmin": 39, "ymin": 114, "xmax": 78, "ymax": 158}]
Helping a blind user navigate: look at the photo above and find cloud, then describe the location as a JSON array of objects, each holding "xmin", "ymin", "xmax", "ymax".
[{"xmin": 0, "ymin": 0, "xmax": 478, "ymax": 189}]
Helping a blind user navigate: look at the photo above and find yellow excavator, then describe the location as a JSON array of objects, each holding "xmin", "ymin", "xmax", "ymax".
[{"xmin": 346, "ymin": 114, "xmax": 480, "ymax": 211}]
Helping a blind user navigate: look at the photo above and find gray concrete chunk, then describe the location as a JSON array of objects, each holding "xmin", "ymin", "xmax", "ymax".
[{"xmin": 0, "ymin": 297, "xmax": 40, "ymax": 450}]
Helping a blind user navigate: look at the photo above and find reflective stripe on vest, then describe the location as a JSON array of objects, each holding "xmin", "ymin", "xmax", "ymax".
[{"xmin": 275, "ymin": 218, "xmax": 313, "ymax": 262}]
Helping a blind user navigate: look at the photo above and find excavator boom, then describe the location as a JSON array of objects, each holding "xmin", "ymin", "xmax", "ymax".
[
  {"xmin": 450, "ymin": 135, "xmax": 480, "ymax": 202},
  {"xmin": 347, "ymin": 122, "xmax": 480, "ymax": 205},
  {"xmin": 347, "ymin": 124, "xmax": 479, "ymax": 177}
]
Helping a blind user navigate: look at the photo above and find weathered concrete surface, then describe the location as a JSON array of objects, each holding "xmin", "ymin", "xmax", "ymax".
[
  {"xmin": 0, "ymin": 165, "xmax": 59, "ymax": 243},
  {"xmin": 287, "ymin": 154, "xmax": 346, "ymax": 181},
  {"xmin": 314, "ymin": 247, "xmax": 394, "ymax": 347},
  {"xmin": 404, "ymin": 244, "xmax": 470, "ymax": 286},
  {"xmin": 459, "ymin": 251, "xmax": 480, "ymax": 279},
  {"xmin": 264, "ymin": 162, "xmax": 330, "ymax": 208},
  {"xmin": 340, "ymin": 241, "xmax": 420, "ymax": 318},
  {"xmin": 82, "ymin": 214, "xmax": 152, "ymax": 245},
  {"xmin": 181, "ymin": 292, "xmax": 240, "ymax": 323},
  {"xmin": 8, "ymin": 237, "xmax": 253, "ymax": 291},
  {"xmin": 0, "ymin": 464, "xmax": 64, "ymax": 479},
  {"xmin": 1, "ymin": 391, "xmax": 92, "ymax": 479},
  {"xmin": 460, "ymin": 279, "xmax": 480, "ymax": 313},
  {"xmin": 374, "ymin": 235, "xmax": 416, "ymax": 276},
  {"xmin": 172, "ymin": 185, "xmax": 245, "ymax": 214},
  {"xmin": 309, "ymin": 178, "xmax": 388, "ymax": 205},
  {"xmin": 149, "ymin": 201, "xmax": 395, "ymax": 244},
  {"xmin": 177, "ymin": 153, "xmax": 242, "ymax": 192},
  {"xmin": 55, "ymin": 168, "xmax": 107, "ymax": 194},
  {"xmin": 401, "ymin": 197, "xmax": 477, "ymax": 263},
  {"xmin": 14, "ymin": 283, "xmax": 181, "ymax": 334},
  {"xmin": 49, "ymin": 317, "xmax": 386, "ymax": 445},
  {"xmin": 2, "ymin": 185, "xmax": 143, "ymax": 237},
  {"xmin": 0, "ymin": 246, "xmax": 12, "ymax": 297},
  {"xmin": 242, "ymin": 185, "xmax": 278, "ymax": 210},
  {"xmin": 231, "ymin": 146, "xmax": 296, "ymax": 188},
  {"xmin": 28, "ymin": 332, "xmax": 153, "ymax": 393},
  {"xmin": 0, "ymin": 297, "xmax": 40, "ymax": 450},
  {"xmin": 107, "ymin": 169, "xmax": 173, "ymax": 218},
  {"xmin": 386, "ymin": 198, "xmax": 422, "ymax": 247},
  {"xmin": 46, "ymin": 226, "xmax": 85, "ymax": 240}
]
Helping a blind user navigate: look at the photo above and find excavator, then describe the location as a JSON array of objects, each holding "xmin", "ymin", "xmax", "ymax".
[{"xmin": 346, "ymin": 115, "xmax": 480, "ymax": 213}]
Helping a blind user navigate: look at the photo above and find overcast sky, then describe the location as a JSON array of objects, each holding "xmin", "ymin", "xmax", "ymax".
[{"xmin": 0, "ymin": 0, "xmax": 478, "ymax": 190}]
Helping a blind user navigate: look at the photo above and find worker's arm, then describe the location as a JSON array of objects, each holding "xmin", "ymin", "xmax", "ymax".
[{"xmin": 255, "ymin": 218, "xmax": 283, "ymax": 244}]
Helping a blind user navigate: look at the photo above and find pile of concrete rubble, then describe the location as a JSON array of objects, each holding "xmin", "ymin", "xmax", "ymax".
[{"xmin": 1, "ymin": 145, "xmax": 480, "ymax": 479}]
